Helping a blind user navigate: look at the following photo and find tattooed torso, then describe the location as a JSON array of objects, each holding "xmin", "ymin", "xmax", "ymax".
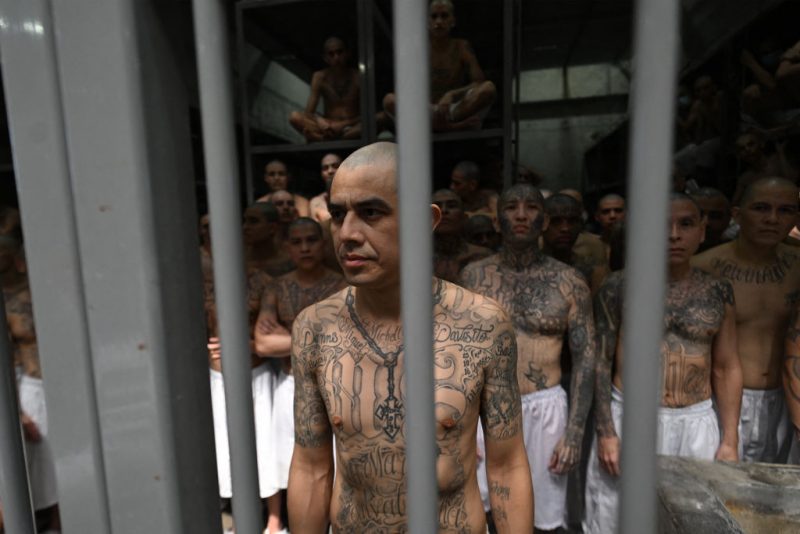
[
  {"xmin": 460, "ymin": 254, "xmax": 592, "ymax": 396},
  {"xmin": 3, "ymin": 279, "xmax": 40, "ymax": 378},
  {"xmin": 202, "ymin": 260, "xmax": 272, "ymax": 371},
  {"xmin": 292, "ymin": 279, "xmax": 522, "ymax": 533},
  {"xmin": 262, "ymin": 269, "xmax": 346, "ymax": 372},
  {"xmin": 598, "ymin": 269, "xmax": 732, "ymax": 408},
  {"xmin": 693, "ymin": 242, "xmax": 800, "ymax": 388},
  {"xmin": 433, "ymin": 240, "xmax": 492, "ymax": 283}
]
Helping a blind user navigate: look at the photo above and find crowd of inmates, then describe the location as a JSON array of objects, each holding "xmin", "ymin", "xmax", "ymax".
[{"xmin": 4, "ymin": 0, "xmax": 800, "ymax": 532}]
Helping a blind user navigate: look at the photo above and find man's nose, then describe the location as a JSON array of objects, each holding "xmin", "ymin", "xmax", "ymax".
[
  {"xmin": 765, "ymin": 208, "xmax": 779, "ymax": 223},
  {"xmin": 338, "ymin": 212, "xmax": 363, "ymax": 243}
]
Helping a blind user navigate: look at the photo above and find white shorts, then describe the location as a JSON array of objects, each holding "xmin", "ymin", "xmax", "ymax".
[
  {"xmin": 18, "ymin": 375, "xmax": 59, "ymax": 510},
  {"xmin": 271, "ymin": 370, "xmax": 295, "ymax": 489},
  {"xmin": 583, "ymin": 387, "xmax": 719, "ymax": 534},
  {"xmin": 477, "ymin": 385, "xmax": 568, "ymax": 530},
  {"xmin": 210, "ymin": 363, "xmax": 278, "ymax": 499},
  {"xmin": 738, "ymin": 387, "xmax": 792, "ymax": 463}
]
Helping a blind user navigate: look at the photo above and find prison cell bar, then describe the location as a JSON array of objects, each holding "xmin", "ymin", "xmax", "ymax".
[
  {"xmin": 619, "ymin": 0, "xmax": 680, "ymax": 532},
  {"xmin": 393, "ymin": 1, "xmax": 439, "ymax": 532},
  {"xmin": 193, "ymin": 0, "xmax": 264, "ymax": 532},
  {"xmin": 0, "ymin": 298, "xmax": 36, "ymax": 534}
]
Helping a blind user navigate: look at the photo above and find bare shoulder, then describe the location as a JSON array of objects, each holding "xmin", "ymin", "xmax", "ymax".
[
  {"xmin": 597, "ymin": 270, "xmax": 625, "ymax": 299},
  {"xmin": 435, "ymin": 278, "xmax": 509, "ymax": 327},
  {"xmin": 456, "ymin": 38, "xmax": 476, "ymax": 56},
  {"xmin": 692, "ymin": 241, "xmax": 734, "ymax": 270},
  {"xmin": 459, "ymin": 253, "xmax": 500, "ymax": 288},
  {"xmin": 690, "ymin": 268, "xmax": 735, "ymax": 305},
  {"xmin": 777, "ymin": 243, "xmax": 800, "ymax": 264},
  {"xmin": 297, "ymin": 286, "xmax": 348, "ymax": 325}
]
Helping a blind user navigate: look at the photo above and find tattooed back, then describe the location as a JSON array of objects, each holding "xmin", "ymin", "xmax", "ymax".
[
  {"xmin": 292, "ymin": 279, "xmax": 518, "ymax": 533},
  {"xmin": 693, "ymin": 242, "xmax": 800, "ymax": 389}
]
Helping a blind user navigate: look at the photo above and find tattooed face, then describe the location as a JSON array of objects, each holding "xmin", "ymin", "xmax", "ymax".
[
  {"xmin": 432, "ymin": 190, "xmax": 465, "ymax": 235},
  {"xmin": 264, "ymin": 160, "xmax": 289, "ymax": 192},
  {"xmin": 735, "ymin": 183, "xmax": 798, "ymax": 247},
  {"xmin": 287, "ymin": 223, "xmax": 325, "ymax": 270},
  {"xmin": 498, "ymin": 184, "xmax": 548, "ymax": 247},
  {"xmin": 668, "ymin": 199, "xmax": 705, "ymax": 265},
  {"xmin": 329, "ymin": 161, "xmax": 401, "ymax": 289}
]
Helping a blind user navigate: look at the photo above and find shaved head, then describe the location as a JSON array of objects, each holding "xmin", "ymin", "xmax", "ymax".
[
  {"xmin": 338, "ymin": 142, "xmax": 396, "ymax": 178},
  {"xmin": 323, "ymin": 36, "xmax": 345, "ymax": 51},
  {"xmin": 545, "ymin": 193, "xmax": 581, "ymax": 216},
  {"xmin": 739, "ymin": 176, "xmax": 798, "ymax": 206}
]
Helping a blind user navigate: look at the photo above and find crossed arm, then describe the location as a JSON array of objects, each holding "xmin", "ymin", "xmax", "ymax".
[
  {"xmin": 254, "ymin": 284, "xmax": 292, "ymax": 358},
  {"xmin": 481, "ymin": 318, "xmax": 534, "ymax": 533}
]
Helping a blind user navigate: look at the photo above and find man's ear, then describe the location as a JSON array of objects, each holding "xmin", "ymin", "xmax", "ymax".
[
  {"xmin": 431, "ymin": 204, "xmax": 443, "ymax": 231},
  {"xmin": 731, "ymin": 206, "xmax": 740, "ymax": 224}
]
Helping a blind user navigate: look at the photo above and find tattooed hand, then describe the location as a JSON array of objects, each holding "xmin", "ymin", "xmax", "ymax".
[{"xmin": 548, "ymin": 436, "xmax": 581, "ymax": 474}]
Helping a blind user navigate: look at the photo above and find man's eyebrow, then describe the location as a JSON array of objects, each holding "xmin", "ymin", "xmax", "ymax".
[{"xmin": 355, "ymin": 198, "xmax": 392, "ymax": 211}]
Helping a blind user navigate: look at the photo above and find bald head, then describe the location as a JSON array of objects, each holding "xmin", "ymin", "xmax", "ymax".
[
  {"xmin": 595, "ymin": 193, "xmax": 626, "ymax": 231},
  {"xmin": 337, "ymin": 142, "xmax": 397, "ymax": 182},
  {"xmin": 559, "ymin": 189, "xmax": 584, "ymax": 207},
  {"xmin": 546, "ymin": 193, "xmax": 581, "ymax": 217},
  {"xmin": 739, "ymin": 176, "xmax": 798, "ymax": 206},
  {"xmin": 323, "ymin": 36, "xmax": 345, "ymax": 51}
]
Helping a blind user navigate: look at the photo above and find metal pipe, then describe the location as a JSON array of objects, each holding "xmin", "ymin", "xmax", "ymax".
[
  {"xmin": 192, "ymin": 1, "xmax": 263, "ymax": 532},
  {"xmin": 0, "ymin": 297, "xmax": 37, "ymax": 534},
  {"xmin": 619, "ymin": 0, "xmax": 679, "ymax": 532},
  {"xmin": 392, "ymin": 1, "xmax": 437, "ymax": 532}
]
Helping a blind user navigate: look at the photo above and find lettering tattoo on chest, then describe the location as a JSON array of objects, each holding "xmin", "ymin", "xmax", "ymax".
[
  {"xmin": 710, "ymin": 255, "xmax": 794, "ymax": 284},
  {"xmin": 346, "ymin": 289, "xmax": 404, "ymax": 441}
]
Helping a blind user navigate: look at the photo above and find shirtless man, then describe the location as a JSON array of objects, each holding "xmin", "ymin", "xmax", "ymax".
[
  {"xmin": 254, "ymin": 218, "xmax": 346, "ymax": 512},
  {"xmin": 693, "ymin": 177, "xmax": 800, "ymax": 462},
  {"xmin": 289, "ymin": 37, "xmax": 362, "ymax": 142},
  {"xmin": 309, "ymin": 153, "xmax": 342, "ymax": 223},
  {"xmin": 383, "ymin": 0, "xmax": 496, "ymax": 132},
  {"xmin": 542, "ymin": 194, "xmax": 609, "ymax": 292},
  {"xmin": 243, "ymin": 201, "xmax": 294, "ymax": 278},
  {"xmin": 464, "ymin": 214, "xmax": 500, "ymax": 251},
  {"xmin": 585, "ymin": 193, "xmax": 741, "ymax": 534},
  {"xmin": 448, "ymin": 160, "xmax": 497, "ymax": 218},
  {"xmin": 460, "ymin": 184, "xmax": 597, "ymax": 532},
  {"xmin": 288, "ymin": 142, "xmax": 533, "ymax": 533},
  {"xmin": 691, "ymin": 187, "xmax": 731, "ymax": 253},
  {"xmin": 432, "ymin": 189, "xmax": 491, "ymax": 283},
  {"xmin": 257, "ymin": 160, "xmax": 310, "ymax": 217},
  {"xmin": 202, "ymin": 215, "xmax": 284, "ymax": 533},
  {"xmin": 784, "ymin": 300, "xmax": 800, "ymax": 464},
  {"xmin": 0, "ymin": 236, "xmax": 59, "ymax": 529},
  {"xmin": 593, "ymin": 194, "xmax": 625, "ymax": 244}
]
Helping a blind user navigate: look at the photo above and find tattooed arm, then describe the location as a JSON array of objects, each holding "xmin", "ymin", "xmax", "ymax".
[
  {"xmin": 550, "ymin": 273, "xmax": 596, "ymax": 474},
  {"xmin": 593, "ymin": 273, "xmax": 622, "ymax": 476},
  {"xmin": 711, "ymin": 281, "xmax": 741, "ymax": 462},
  {"xmin": 785, "ymin": 304, "xmax": 800, "ymax": 439},
  {"xmin": 254, "ymin": 283, "xmax": 292, "ymax": 358},
  {"xmin": 287, "ymin": 310, "xmax": 334, "ymax": 533},
  {"xmin": 482, "ymin": 315, "xmax": 534, "ymax": 533}
]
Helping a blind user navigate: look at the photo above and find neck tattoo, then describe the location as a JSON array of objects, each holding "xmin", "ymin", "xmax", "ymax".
[{"xmin": 346, "ymin": 289, "xmax": 404, "ymax": 441}]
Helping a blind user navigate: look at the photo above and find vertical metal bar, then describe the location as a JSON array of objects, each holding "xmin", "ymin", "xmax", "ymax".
[
  {"xmin": 0, "ymin": 1, "xmax": 113, "ymax": 531},
  {"xmin": 193, "ymin": 1, "xmax": 263, "ymax": 532},
  {"xmin": 514, "ymin": 0, "xmax": 522, "ymax": 174},
  {"xmin": 619, "ymin": 0, "xmax": 679, "ymax": 533},
  {"xmin": 236, "ymin": 3, "xmax": 256, "ymax": 203},
  {"xmin": 393, "ymin": 1, "xmax": 437, "ymax": 532},
  {"xmin": 0, "ymin": 298, "xmax": 36, "ymax": 534},
  {"xmin": 503, "ymin": 0, "xmax": 514, "ymax": 189},
  {"xmin": 49, "ymin": 0, "xmax": 221, "ymax": 531},
  {"xmin": 362, "ymin": 0, "xmax": 378, "ymax": 142}
]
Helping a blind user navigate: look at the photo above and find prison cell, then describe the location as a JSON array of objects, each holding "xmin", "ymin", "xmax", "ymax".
[{"xmin": 0, "ymin": 0, "xmax": 752, "ymax": 532}]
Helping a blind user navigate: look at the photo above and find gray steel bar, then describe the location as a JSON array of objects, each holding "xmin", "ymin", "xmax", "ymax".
[
  {"xmin": 0, "ymin": 1, "xmax": 112, "ymax": 531},
  {"xmin": 393, "ymin": 1, "xmax": 438, "ymax": 533},
  {"xmin": 503, "ymin": 0, "xmax": 513, "ymax": 188},
  {"xmin": 193, "ymin": 0, "xmax": 263, "ymax": 532},
  {"xmin": 236, "ymin": 3, "xmax": 256, "ymax": 203},
  {"xmin": 0, "ymin": 298, "xmax": 36, "ymax": 534},
  {"xmin": 49, "ymin": 0, "xmax": 220, "ymax": 531},
  {"xmin": 619, "ymin": 0, "xmax": 680, "ymax": 532}
]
